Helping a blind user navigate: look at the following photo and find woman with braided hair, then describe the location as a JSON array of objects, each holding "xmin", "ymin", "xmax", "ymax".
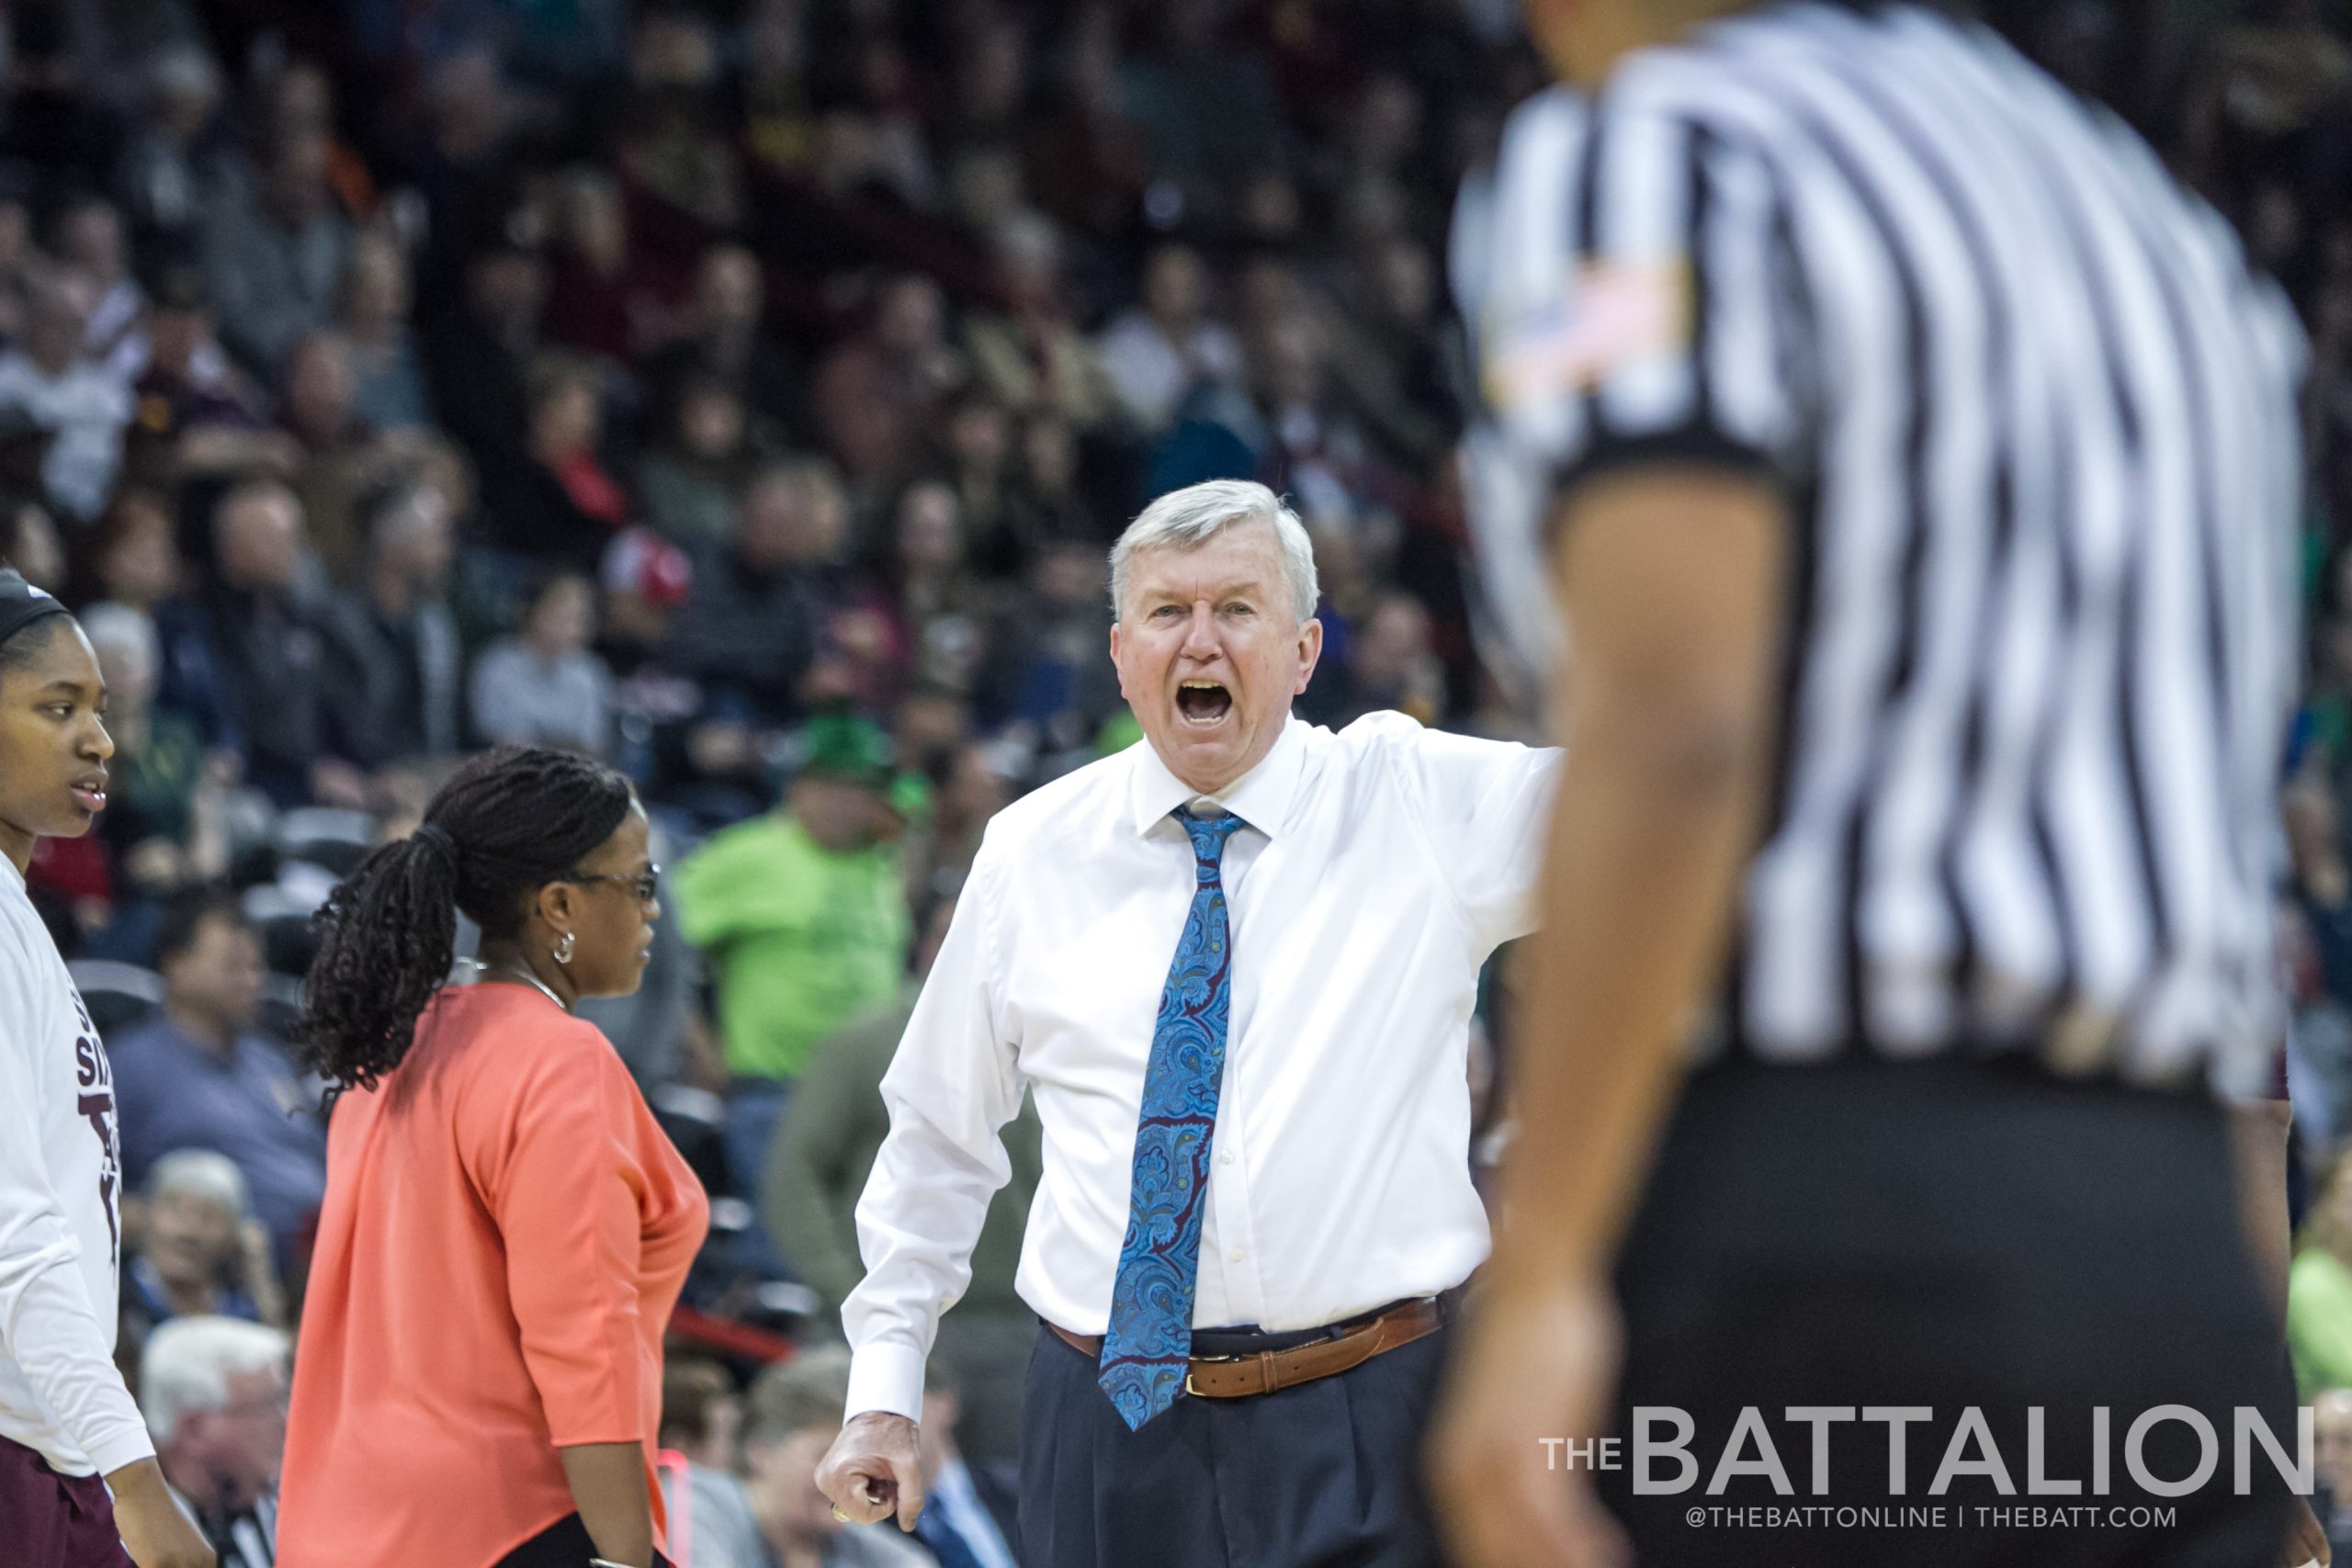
[
  {"xmin": 0, "ymin": 567, "xmax": 214, "ymax": 1568},
  {"xmin": 276, "ymin": 747, "xmax": 707, "ymax": 1568}
]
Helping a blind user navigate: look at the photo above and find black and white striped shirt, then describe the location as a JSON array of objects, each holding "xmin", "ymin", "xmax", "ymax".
[{"xmin": 1454, "ymin": 1, "xmax": 2306, "ymax": 1094}]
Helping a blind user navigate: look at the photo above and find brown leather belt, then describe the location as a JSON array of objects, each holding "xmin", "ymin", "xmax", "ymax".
[{"xmin": 1047, "ymin": 1298, "xmax": 1442, "ymax": 1400}]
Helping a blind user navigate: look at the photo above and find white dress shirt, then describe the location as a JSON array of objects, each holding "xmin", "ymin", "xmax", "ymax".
[
  {"xmin": 0, "ymin": 856, "xmax": 152, "ymax": 1477},
  {"xmin": 844, "ymin": 713, "xmax": 1559, "ymax": 1421}
]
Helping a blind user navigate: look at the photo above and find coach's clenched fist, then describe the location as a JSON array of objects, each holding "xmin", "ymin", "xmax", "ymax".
[{"xmin": 817, "ymin": 1410, "xmax": 926, "ymax": 1532}]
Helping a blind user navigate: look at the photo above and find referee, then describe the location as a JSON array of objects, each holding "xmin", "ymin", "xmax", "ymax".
[{"xmin": 1433, "ymin": 3, "xmax": 2310, "ymax": 1567}]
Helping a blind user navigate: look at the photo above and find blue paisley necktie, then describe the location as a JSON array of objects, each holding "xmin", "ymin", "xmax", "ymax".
[{"xmin": 1098, "ymin": 807, "xmax": 1247, "ymax": 1429}]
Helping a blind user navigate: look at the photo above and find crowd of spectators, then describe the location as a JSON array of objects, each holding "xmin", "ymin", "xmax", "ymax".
[
  {"xmin": 15, "ymin": 0, "xmax": 2352, "ymax": 1564},
  {"xmin": 0, "ymin": 1, "xmax": 1524, "ymax": 1562}
]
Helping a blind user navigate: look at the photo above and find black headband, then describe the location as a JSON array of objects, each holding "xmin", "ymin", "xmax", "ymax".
[{"xmin": 0, "ymin": 569, "xmax": 69, "ymax": 652}]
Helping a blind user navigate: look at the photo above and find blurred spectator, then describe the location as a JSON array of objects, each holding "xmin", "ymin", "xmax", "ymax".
[
  {"xmin": 1095, "ymin": 243, "xmax": 1245, "ymax": 433},
  {"xmin": 78, "ymin": 602, "xmax": 232, "ymax": 956},
  {"xmin": 490, "ymin": 353, "xmax": 630, "ymax": 575},
  {"xmin": 469, "ymin": 570, "xmax": 614, "ymax": 757},
  {"xmin": 643, "ymin": 243, "xmax": 806, "ymax": 451},
  {"xmin": 117, "ymin": 42, "xmax": 226, "ymax": 251},
  {"xmin": 813, "ymin": 273, "xmax": 963, "ymax": 490},
  {"xmin": 870, "ymin": 479, "xmax": 988, "ymax": 704},
  {"xmin": 899, "ymin": 742, "xmax": 1013, "ymax": 913},
  {"xmin": 119, "ymin": 1152, "xmax": 277, "ymax": 1352},
  {"xmin": 740, "ymin": 1346, "xmax": 933, "ymax": 1567},
  {"xmin": 675, "ymin": 713, "xmax": 911, "ymax": 1204},
  {"xmin": 544, "ymin": 165, "xmax": 643, "ymax": 364},
  {"xmin": 910, "ymin": 1363, "xmax": 1020, "ymax": 1568},
  {"xmin": 964, "ymin": 212, "xmax": 1116, "ymax": 430},
  {"xmin": 324, "ymin": 479, "xmax": 465, "ymax": 765},
  {"xmin": 1021, "ymin": 8, "xmax": 1148, "ymax": 243},
  {"xmin": 402, "ymin": 45, "xmax": 514, "ymax": 292},
  {"xmin": 657, "ymin": 1359, "xmax": 766, "ymax": 1568},
  {"xmin": 196, "ymin": 480, "xmax": 354, "ymax": 806},
  {"xmin": 1119, "ymin": 0, "xmax": 1291, "ymax": 216},
  {"xmin": 139, "ymin": 1314, "xmax": 288, "ymax": 1568},
  {"xmin": 278, "ymin": 331, "xmax": 422, "ymax": 584},
  {"xmin": 737, "ymin": 0, "xmax": 817, "ymax": 175},
  {"xmin": 0, "ymin": 269, "xmax": 134, "ymax": 520},
  {"xmin": 78, "ymin": 487, "xmax": 240, "ymax": 749},
  {"xmin": 126, "ymin": 265, "xmax": 284, "ymax": 493},
  {"xmin": 663, "ymin": 461, "xmax": 840, "ymax": 729},
  {"xmin": 978, "ymin": 537, "xmax": 1118, "ymax": 754},
  {"xmin": 336, "ymin": 230, "xmax": 433, "ymax": 433},
  {"xmin": 109, "ymin": 892, "xmax": 328, "ymax": 1265},
  {"xmin": 940, "ymin": 393, "xmax": 1021, "ymax": 576},
  {"xmin": 598, "ymin": 523, "xmax": 696, "ymax": 670},
  {"xmin": 1, "ymin": 491, "xmax": 65, "ymax": 590},
  {"xmin": 203, "ymin": 128, "xmax": 356, "ymax": 378},
  {"xmin": 1300, "ymin": 590, "xmax": 1445, "ymax": 728},
  {"xmin": 763, "ymin": 895, "xmax": 1037, "ymax": 1468},
  {"xmin": 661, "ymin": 1357, "xmax": 742, "ymax": 1472},
  {"xmin": 1232, "ymin": 307, "xmax": 1396, "ymax": 549},
  {"xmin": 638, "ymin": 370, "xmax": 758, "ymax": 553},
  {"xmin": 423, "ymin": 243, "xmax": 545, "ymax": 517},
  {"xmin": 618, "ymin": 8, "xmax": 744, "ymax": 233},
  {"xmin": 0, "ymin": 181, "xmax": 33, "ymax": 350},
  {"xmin": 55, "ymin": 194, "xmax": 144, "ymax": 383},
  {"xmin": 1325, "ymin": 235, "xmax": 1455, "ymax": 472}
]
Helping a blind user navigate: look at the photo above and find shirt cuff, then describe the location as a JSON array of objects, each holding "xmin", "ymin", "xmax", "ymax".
[
  {"xmin": 84, "ymin": 1418, "xmax": 156, "ymax": 1478},
  {"xmin": 844, "ymin": 1339, "xmax": 926, "ymax": 1424}
]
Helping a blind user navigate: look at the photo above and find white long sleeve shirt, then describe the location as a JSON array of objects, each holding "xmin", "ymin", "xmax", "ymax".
[
  {"xmin": 844, "ymin": 714, "xmax": 1560, "ymax": 1421},
  {"xmin": 0, "ymin": 855, "xmax": 152, "ymax": 1476}
]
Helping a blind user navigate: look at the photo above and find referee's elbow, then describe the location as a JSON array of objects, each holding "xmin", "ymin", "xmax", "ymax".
[{"xmin": 1579, "ymin": 693, "xmax": 1771, "ymax": 807}]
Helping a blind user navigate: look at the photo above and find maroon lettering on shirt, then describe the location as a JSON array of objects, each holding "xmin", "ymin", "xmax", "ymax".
[{"xmin": 70, "ymin": 991, "xmax": 120, "ymax": 1266}]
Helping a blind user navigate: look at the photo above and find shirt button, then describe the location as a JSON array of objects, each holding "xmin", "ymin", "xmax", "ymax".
[
  {"xmin": 1219, "ymin": 1152, "xmax": 1236, "ymax": 1167},
  {"xmin": 1229, "ymin": 1247, "xmax": 1246, "ymax": 1262}
]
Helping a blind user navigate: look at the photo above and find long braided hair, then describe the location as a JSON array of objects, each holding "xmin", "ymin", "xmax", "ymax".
[{"xmin": 294, "ymin": 747, "xmax": 633, "ymax": 1094}]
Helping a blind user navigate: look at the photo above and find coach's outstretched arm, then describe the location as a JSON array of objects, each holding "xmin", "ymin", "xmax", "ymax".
[
  {"xmin": 820, "ymin": 844, "xmax": 1024, "ymax": 1531},
  {"xmin": 1429, "ymin": 468, "xmax": 1787, "ymax": 1568}
]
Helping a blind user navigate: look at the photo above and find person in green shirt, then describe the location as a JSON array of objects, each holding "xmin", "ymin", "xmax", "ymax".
[
  {"xmin": 2293, "ymin": 1152, "xmax": 2352, "ymax": 1399},
  {"xmin": 677, "ymin": 713, "xmax": 914, "ymax": 1219}
]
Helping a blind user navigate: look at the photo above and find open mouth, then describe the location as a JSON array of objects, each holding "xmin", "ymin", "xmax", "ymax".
[
  {"xmin": 70, "ymin": 775, "xmax": 107, "ymax": 813},
  {"xmin": 1176, "ymin": 680, "xmax": 1232, "ymax": 726}
]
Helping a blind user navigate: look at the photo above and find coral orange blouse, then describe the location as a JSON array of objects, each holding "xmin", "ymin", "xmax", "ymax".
[{"xmin": 277, "ymin": 984, "xmax": 708, "ymax": 1567}]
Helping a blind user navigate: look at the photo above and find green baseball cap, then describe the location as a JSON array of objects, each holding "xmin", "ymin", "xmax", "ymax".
[{"xmin": 799, "ymin": 712, "xmax": 895, "ymax": 788}]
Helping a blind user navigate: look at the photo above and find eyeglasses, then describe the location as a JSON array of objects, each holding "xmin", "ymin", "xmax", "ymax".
[{"xmin": 565, "ymin": 864, "xmax": 662, "ymax": 902}]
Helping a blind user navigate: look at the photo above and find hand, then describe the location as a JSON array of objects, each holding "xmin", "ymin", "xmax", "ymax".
[
  {"xmin": 235, "ymin": 1219, "xmax": 282, "ymax": 1312},
  {"xmin": 1426, "ymin": 1280, "xmax": 1627, "ymax": 1568},
  {"xmin": 308, "ymin": 758, "xmax": 375, "ymax": 811},
  {"xmin": 816, "ymin": 1411, "xmax": 925, "ymax": 1532},
  {"xmin": 2279, "ymin": 1492, "xmax": 2331, "ymax": 1567},
  {"xmin": 107, "ymin": 1458, "xmax": 215, "ymax": 1568}
]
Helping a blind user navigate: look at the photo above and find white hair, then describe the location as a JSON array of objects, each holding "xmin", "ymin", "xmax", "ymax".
[
  {"xmin": 140, "ymin": 1315, "xmax": 288, "ymax": 1446},
  {"xmin": 76, "ymin": 601, "xmax": 158, "ymax": 682},
  {"xmin": 148, "ymin": 1148, "xmax": 251, "ymax": 1221},
  {"xmin": 1108, "ymin": 480, "xmax": 1320, "ymax": 625}
]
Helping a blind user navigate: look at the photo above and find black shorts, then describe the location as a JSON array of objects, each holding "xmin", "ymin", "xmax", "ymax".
[{"xmin": 1599, "ymin": 1055, "xmax": 2294, "ymax": 1568}]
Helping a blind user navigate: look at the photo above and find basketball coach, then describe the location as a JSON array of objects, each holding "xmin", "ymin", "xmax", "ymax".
[{"xmin": 815, "ymin": 478, "xmax": 1559, "ymax": 1567}]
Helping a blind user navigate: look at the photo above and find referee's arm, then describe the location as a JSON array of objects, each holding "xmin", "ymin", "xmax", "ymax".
[
  {"xmin": 1431, "ymin": 461, "xmax": 1789, "ymax": 1568},
  {"xmin": 1494, "ymin": 466, "xmax": 1789, "ymax": 1291}
]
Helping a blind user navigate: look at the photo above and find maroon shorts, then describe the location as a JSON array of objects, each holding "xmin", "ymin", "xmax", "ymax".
[{"xmin": 0, "ymin": 1435, "xmax": 135, "ymax": 1567}]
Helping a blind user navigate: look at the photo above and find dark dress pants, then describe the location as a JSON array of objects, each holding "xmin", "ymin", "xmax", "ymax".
[{"xmin": 1019, "ymin": 1315, "xmax": 1448, "ymax": 1568}]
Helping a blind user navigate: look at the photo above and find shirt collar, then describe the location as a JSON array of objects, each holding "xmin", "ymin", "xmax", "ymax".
[{"xmin": 1128, "ymin": 714, "xmax": 1307, "ymax": 840}]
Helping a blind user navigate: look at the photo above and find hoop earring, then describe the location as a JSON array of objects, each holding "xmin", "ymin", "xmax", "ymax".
[{"xmin": 552, "ymin": 931, "xmax": 575, "ymax": 965}]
